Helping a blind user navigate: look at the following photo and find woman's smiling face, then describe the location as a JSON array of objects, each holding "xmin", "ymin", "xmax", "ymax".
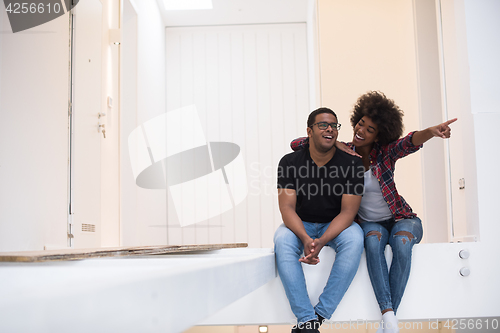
[{"xmin": 352, "ymin": 116, "xmax": 379, "ymax": 148}]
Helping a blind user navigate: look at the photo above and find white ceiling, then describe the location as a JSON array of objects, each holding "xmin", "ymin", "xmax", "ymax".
[{"xmin": 157, "ymin": 0, "xmax": 310, "ymax": 27}]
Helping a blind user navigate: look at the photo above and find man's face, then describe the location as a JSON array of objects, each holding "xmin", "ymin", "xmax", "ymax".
[{"xmin": 307, "ymin": 113, "xmax": 338, "ymax": 153}]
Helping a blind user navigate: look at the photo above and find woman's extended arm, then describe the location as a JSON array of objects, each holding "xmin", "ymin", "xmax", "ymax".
[
  {"xmin": 411, "ymin": 118, "xmax": 457, "ymax": 146},
  {"xmin": 290, "ymin": 137, "xmax": 308, "ymax": 151}
]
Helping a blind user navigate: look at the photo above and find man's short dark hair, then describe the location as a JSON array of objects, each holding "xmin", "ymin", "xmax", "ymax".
[
  {"xmin": 307, "ymin": 107, "xmax": 338, "ymax": 128},
  {"xmin": 350, "ymin": 91, "xmax": 404, "ymax": 145}
]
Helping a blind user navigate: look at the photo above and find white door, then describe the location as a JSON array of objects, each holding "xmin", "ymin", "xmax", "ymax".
[
  {"xmin": 0, "ymin": 4, "xmax": 70, "ymax": 251},
  {"xmin": 69, "ymin": 0, "xmax": 103, "ymax": 248},
  {"xmin": 163, "ymin": 23, "xmax": 310, "ymax": 247}
]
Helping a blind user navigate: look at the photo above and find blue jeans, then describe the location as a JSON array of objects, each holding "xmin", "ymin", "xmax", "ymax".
[
  {"xmin": 360, "ymin": 217, "xmax": 423, "ymax": 313},
  {"xmin": 274, "ymin": 222, "xmax": 364, "ymax": 324}
]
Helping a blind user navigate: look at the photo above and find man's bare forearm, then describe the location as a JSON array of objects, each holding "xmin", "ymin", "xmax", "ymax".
[
  {"xmin": 319, "ymin": 211, "xmax": 356, "ymax": 244},
  {"xmin": 278, "ymin": 188, "xmax": 311, "ymax": 244},
  {"xmin": 319, "ymin": 194, "xmax": 361, "ymax": 244},
  {"xmin": 280, "ymin": 206, "xmax": 311, "ymax": 243}
]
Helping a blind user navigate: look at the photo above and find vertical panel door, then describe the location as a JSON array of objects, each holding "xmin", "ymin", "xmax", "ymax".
[{"xmin": 70, "ymin": 0, "xmax": 103, "ymax": 248}]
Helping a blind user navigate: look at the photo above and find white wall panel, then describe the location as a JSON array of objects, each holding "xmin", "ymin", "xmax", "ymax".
[
  {"xmin": 440, "ymin": 0, "xmax": 480, "ymax": 242},
  {"xmin": 0, "ymin": 12, "xmax": 69, "ymax": 251},
  {"xmin": 165, "ymin": 24, "xmax": 310, "ymax": 247},
  {"xmin": 255, "ymin": 31, "xmax": 274, "ymax": 248},
  {"xmin": 269, "ymin": 32, "xmax": 286, "ymax": 238},
  {"xmin": 413, "ymin": 0, "xmax": 450, "ymax": 243},
  {"xmin": 229, "ymin": 32, "xmax": 248, "ymax": 245},
  {"xmin": 0, "ymin": 3, "xmax": 2, "ymax": 105},
  {"xmin": 218, "ymin": 31, "xmax": 235, "ymax": 245},
  {"xmin": 120, "ymin": 0, "xmax": 167, "ymax": 246},
  {"xmin": 242, "ymin": 32, "xmax": 261, "ymax": 248},
  {"xmin": 120, "ymin": 0, "xmax": 139, "ymax": 247},
  {"xmin": 204, "ymin": 32, "xmax": 223, "ymax": 245},
  {"xmin": 100, "ymin": 0, "xmax": 122, "ymax": 248},
  {"xmin": 463, "ymin": 0, "xmax": 500, "ymax": 115}
]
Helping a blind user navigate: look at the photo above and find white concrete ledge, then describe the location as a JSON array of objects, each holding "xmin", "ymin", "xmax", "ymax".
[
  {"xmin": 1, "ymin": 243, "xmax": 498, "ymax": 331},
  {"xmin": 0, "ymin": 248, "xmax": 275, "ymax": 333},
  {"xmin": 202, "ymin": 242, "xmax": 499, "ymax": 325}
]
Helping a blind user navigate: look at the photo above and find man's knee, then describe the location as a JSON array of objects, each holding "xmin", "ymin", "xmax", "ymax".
[
  {"xmin": 274, "ymin": 224, "xmax": 291, "ymax": 242},
  {"xmin": 340, "ymin": 224, "xmax": 364, "ymax": 253},
  {"xmin": 274, "ymin": 226, "xmax": 301, "ymax": 253}
]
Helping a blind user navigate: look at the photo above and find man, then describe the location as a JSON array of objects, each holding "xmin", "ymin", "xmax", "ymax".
[{"xmin": 274, "ymin": 107, "xmax": 365, "ymax": 333}]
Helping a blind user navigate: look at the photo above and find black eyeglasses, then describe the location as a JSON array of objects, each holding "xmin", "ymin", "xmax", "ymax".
[{"xmin": 310, "ymin": 122, "xmax": 341, "ymax": 131}]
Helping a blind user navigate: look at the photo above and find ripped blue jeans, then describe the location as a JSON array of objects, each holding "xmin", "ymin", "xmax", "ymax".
[
  {"xmin": 274, "ymin": 222, "xmax": 364, "ymax": 324},
  {"xmin": 360, "ymin": 217, "xmax": 423, "ymax": 313}
]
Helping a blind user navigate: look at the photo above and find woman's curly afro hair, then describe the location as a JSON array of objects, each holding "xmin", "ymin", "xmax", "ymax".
[{"xmin": 350, "ymin": 91, "xmax": 404, "ymax": 146}]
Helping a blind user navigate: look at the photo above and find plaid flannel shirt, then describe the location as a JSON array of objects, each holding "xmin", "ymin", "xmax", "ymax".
[{"xmin": 290, "ymin": 132, "xmax": 422, "ymax": 220}]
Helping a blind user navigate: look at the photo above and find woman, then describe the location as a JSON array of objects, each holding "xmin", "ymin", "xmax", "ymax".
[{"xmin": 291, "ymin": 91, "xmax": 456, "ymax": 333}]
